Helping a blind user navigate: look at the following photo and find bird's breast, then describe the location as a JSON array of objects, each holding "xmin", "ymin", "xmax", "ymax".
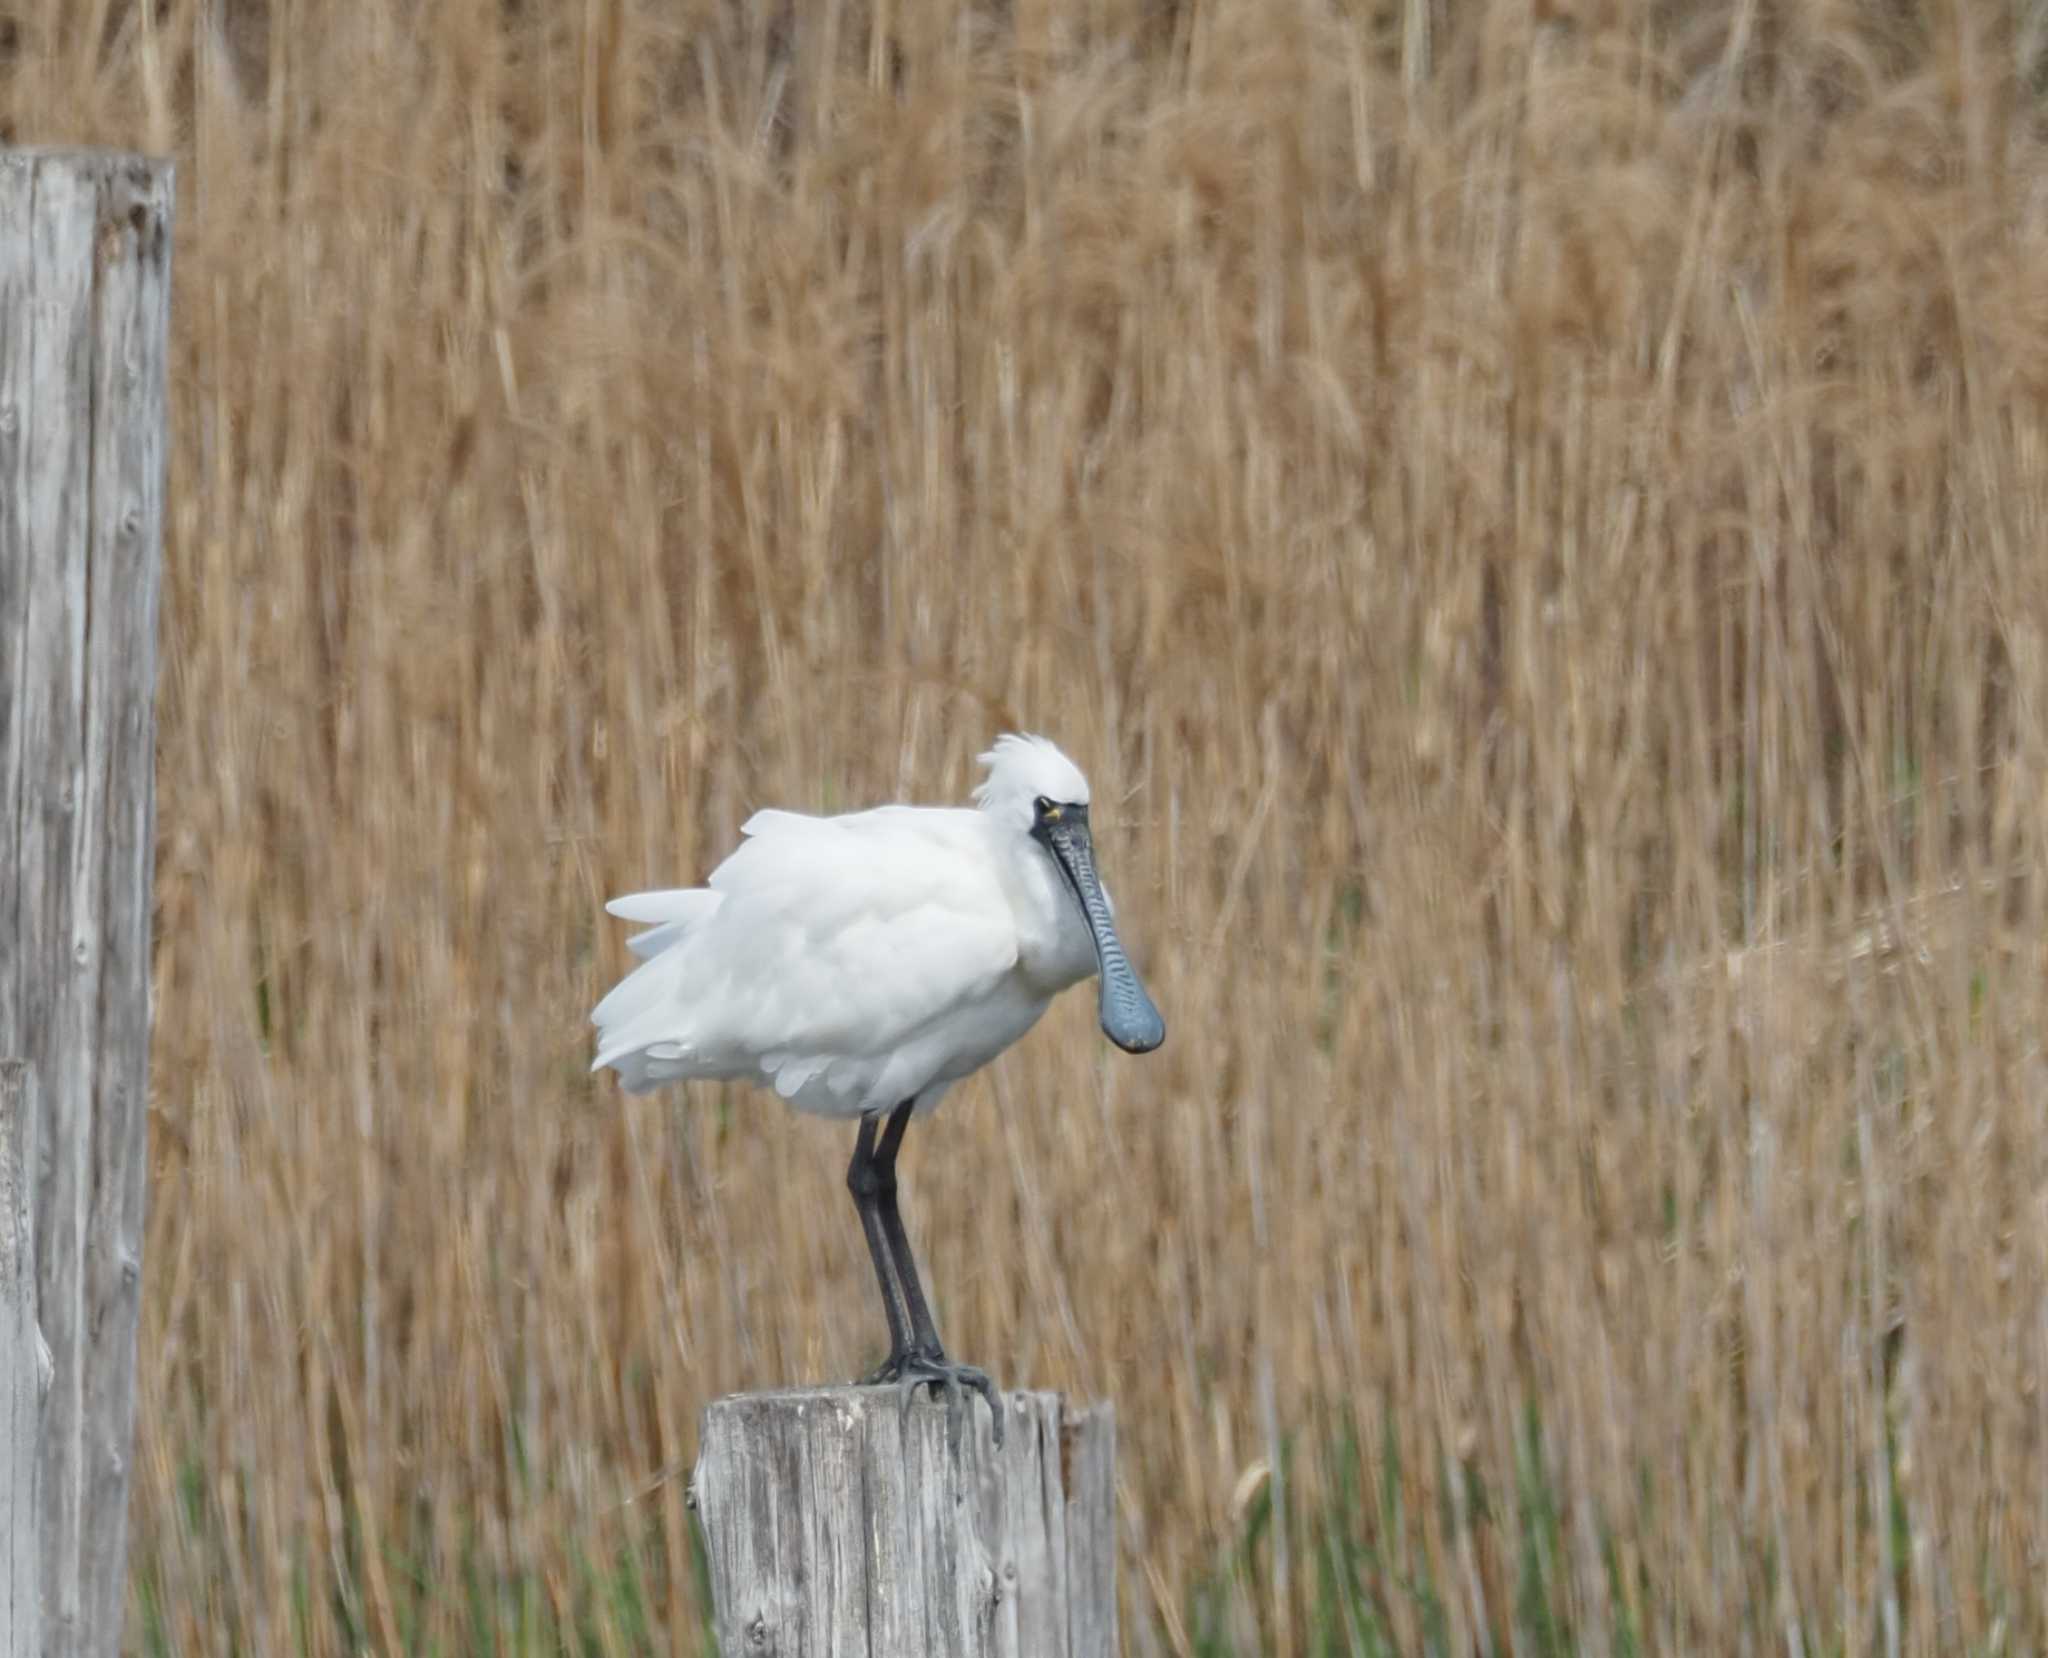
[{"xmin": 1011, "ymin": 877, "xmax": 1097, "ymax": 994}]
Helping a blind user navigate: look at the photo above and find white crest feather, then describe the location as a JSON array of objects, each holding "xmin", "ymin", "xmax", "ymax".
[{"xmin": 972, "ymin": 733, "xmax": 1090, "ymax": 829}]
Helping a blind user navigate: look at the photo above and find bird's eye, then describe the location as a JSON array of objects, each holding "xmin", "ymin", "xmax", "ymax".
[{"xmin": 1036, "ymin": 796, "xmax": 1060, "ymax": 821}]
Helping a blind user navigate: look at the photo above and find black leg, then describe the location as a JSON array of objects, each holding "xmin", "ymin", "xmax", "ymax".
[
  {"xmin": 846, "ymin": 1112, "xmax": 911, "ymax": 1371},
  {"xmin": 863, "ymin": 1098, "xmax": 1003, "ymax": 1445},
  {"xmin": 871, "ymin": 1100, "xmax": 942, "ymax": 1356}
]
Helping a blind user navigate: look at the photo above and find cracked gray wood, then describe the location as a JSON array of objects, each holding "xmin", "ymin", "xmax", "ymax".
[
  {"xmin": 3, "ymin": 1063, "xmax": 45, "ymax": 1658},
  {"xmin": 0, "ymin": 147, "xmax": 174, "ymax": 1658},
  {"xmin": 693, "ymin": 1388, "xmax": 1116, "ymax": 1657}
]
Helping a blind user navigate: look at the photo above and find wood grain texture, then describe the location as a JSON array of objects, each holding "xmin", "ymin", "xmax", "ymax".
[
  {"xmin": 2, "ymin": 1062, "xmax": 46, "ymax": 1658},
  {"xmin": 0, "ymin": 147, "xmax": 173, "ymax": 1658},
  {"xmin": 693, "ymin": 1388, "xmax": 1116, "ymax": 1658}
]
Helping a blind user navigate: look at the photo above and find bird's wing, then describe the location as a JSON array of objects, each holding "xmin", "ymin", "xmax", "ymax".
[{"xmin": 592, "ymin": 808, "xmax": 1019, "ymax": 1099}]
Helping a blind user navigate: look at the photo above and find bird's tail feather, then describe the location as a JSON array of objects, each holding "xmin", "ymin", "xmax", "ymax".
[
  {"xmin": 591, "ymin": 895, "xmax": 740, "ymax": 1091},
  {"xmin": 605, "ymin": 888, "xmax": 722, "ymax": 960}
]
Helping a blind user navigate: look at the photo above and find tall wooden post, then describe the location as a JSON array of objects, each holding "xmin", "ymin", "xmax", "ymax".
[
  {"xmin": 0, "ymin": 148, "xmax": 174, "ymax": 1658},
  {"xmin": 692, "ymin": 1387, "xmax": 1117, "ymax": 1657}
]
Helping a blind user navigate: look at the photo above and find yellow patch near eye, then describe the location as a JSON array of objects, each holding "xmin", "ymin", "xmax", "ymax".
[{"xmin": 1044, "ymin": 804, "xmax": 1062, "ymax": 822}]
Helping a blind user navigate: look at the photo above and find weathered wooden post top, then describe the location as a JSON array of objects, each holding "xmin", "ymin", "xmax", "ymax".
[
  {"xmin": 0, "ymin": 145, "xmax": 174, "ymax": 1658},
  {"xmin": 692, "ymin": 1385, "xmax": 1116, "ymax": 1657}
]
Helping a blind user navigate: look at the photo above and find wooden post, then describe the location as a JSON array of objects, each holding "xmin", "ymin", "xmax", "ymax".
[
  {"xmin": 0, "ymin": 148, "xmax": 174, "ymax": 1658},
  {"xmin": 692, "ymin": 1387, "xmax": 1116, "ymax": 1658},
  {"xmin": 3, "ymin": 1062, "xmax": 46, "ymax": 1658}
]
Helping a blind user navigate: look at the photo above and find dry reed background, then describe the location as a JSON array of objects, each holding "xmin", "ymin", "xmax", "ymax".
[{"xmin": 8, "ymin": 0, "xmax": 2048, "ymax": 1651}]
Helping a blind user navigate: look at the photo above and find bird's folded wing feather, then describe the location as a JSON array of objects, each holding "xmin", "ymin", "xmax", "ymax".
[{"xmin": 593, "ymin": 807, "xmax": 1019, "ymax": 1076}]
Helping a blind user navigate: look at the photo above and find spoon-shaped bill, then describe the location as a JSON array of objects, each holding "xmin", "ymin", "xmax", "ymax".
[{"xmin": 1041, "ymin": 814, "xmax": 1166, "ymax": 1054}]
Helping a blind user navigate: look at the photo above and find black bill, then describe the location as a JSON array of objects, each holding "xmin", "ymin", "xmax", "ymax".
[{"xmin": 1037, "ymin": 808, "xmax": 1166, "ymax": 1054}]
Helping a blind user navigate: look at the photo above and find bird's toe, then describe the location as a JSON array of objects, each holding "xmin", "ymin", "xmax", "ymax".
[
  {"xmin": 867, "ymin": 1350, "xmax": 1005, "ymax": 1448},
  {"xmin": 860, "ymin": 1352, "xmax": 907, "ymax": 1387}
]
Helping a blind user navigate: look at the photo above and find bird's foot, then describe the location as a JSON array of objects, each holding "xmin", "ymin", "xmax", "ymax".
[
  {"xmin": 861, "ymin": 1347, "xmax": 1004, "ymax": 1449},
  {"xmin": 860, "ymin": 1350, "xmax": 910, "ymax": 1386}
]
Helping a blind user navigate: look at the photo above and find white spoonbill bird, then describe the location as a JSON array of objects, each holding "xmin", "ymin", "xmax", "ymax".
[{"xmin": 590, "ymin": 734, "xmax": 1165, "ymax": 1439}]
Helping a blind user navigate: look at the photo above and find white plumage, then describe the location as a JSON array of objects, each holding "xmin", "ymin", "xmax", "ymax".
[{"xmin": 591, "ymin": 734, "xmax": 1154, "ymax": 1116}]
